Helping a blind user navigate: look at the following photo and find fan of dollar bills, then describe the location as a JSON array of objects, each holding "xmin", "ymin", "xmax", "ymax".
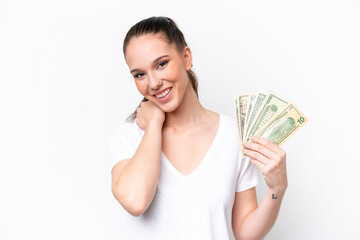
[{"xmin": 233, "ymin": 91, "xmax": 308, "ymax": 153}]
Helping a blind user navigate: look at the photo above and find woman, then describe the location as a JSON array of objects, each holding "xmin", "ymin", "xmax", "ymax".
[{"xmin": 108, "ymin": 16, "xmax": 288, "ymax": 240}]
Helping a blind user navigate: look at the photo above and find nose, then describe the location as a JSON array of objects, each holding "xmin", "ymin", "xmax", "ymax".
[{"xmin": 148, "ymin": 71, "xmax": 162, "ymax": 90}]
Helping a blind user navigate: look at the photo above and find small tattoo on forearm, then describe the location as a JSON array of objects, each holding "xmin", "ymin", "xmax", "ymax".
[{"xmin": 272, "ymin": 194, "xmax": 278, "ymax": 199}]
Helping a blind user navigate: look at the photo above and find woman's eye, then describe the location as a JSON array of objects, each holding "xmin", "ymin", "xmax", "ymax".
[
  {"xmin": 157, "ymin": 60, "xmax": 168, "ymax": 69},
  {"xmin": 134, "ymin": 73, "xmax": 145, "ymax": 78}
]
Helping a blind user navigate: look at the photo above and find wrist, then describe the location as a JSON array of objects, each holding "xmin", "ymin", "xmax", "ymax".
[
  {"xmin": 268, "ymin": 186, "xmax": 287, "ymax": 198},
  {"xmin": 146, "ymin": 118, "xmax": 164, "ymax": 130}
]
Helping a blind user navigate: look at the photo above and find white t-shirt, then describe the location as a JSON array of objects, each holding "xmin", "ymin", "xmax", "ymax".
[{"xmin": 107, "ymin": 112, "xmax": 260, "ymax": 240}]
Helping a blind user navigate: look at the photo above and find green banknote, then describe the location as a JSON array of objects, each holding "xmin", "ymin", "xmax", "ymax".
[
  {"xmin": 243, "ymin": 93, "xmax": 257, "ymax": 133},
  {"xmin": 233, "ymin": 94, "xmax": 250, "ymax": 143},
  {"xmin": 234, "ymin": 96, "xmax": 241, "ymax": 141},
  {"xmin": 254, "ymin": 101, "xmax": 308, "ymax": 146},
  {"xmin": 233, "ymin": 91, "xmax": 308, "ymax": 156},
  {"xmin": 243, "ymin": 92, "xmax": 267, "ymax": 142},
  {"xmin": 245, "ymin": 91, "xmax": 288, "ymax": 142}
]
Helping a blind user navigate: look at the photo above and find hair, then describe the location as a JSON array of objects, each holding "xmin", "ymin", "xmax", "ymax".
[{"xmin": 123, "ymin": 16, "xmax": 199, "ymax": 123}]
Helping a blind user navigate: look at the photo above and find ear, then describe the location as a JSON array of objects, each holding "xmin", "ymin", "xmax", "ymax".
[{"xmin": 183, "ymin": 46, "xmax": 193, "ymax": 71}]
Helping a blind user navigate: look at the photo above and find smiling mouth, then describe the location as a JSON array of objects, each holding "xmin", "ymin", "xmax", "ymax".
[{"xmin": 154, "ymin": 87, "xmax": 172, "ymax": 98}]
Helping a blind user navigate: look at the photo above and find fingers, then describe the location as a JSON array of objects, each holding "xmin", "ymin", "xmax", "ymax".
[
  {"xmin": 250, "ymin": 136, "xmax": 286, "ymax": 158},
  {"xmin": 242, "ymin": 141, "xmax": 279, "ymax": 161},
  {"xmin": 242, "ymin": 147, "xmax": 268, "ymax": 173},
  {"xmin": 247, "ymin": 155, "xmax": 267, "ymax": 173},
  {"xmin": 243, "ymin": 136, "xmax": 288, "ymax": 193},
  {"xmin": 242, "ymin": 147, "xmax": 269, "ymax": 166}
]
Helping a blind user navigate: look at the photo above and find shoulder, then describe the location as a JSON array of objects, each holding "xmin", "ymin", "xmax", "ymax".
[
  {"xmin": 220, "ymin": 112, "xmax": 237, "ymax": 124},
  {"xmin": 113, "ymin": 120, "xmax": 137, "ymax": 132},
  {"xmin": 108, "ymin": 120, "xmax": 144, "ymax": 141},
  {"xmin": 220, "ymin": 112, "xmax": 238, "ymax": 131},
  {"xmin": 207, "ymin": 110, "xmax": 237, "ymax": 128},
  {"xmin": 217, "ymin": 112, "xmax": 241, "ymax": 145}
]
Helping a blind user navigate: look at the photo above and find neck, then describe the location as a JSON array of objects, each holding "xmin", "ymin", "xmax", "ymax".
[{"xmin": 163, "ymin": 83, "xmax": 209, "ymax": 130}]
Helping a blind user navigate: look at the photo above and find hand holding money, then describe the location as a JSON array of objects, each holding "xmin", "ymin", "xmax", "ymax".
[
  {"xmin": 233, "ymin": 91, "xmax": 308, "ymax": 156},
  {"xmin": 242, "ymin": 135, "xmax": 288, "ymax": 195},
  {"xmin": 234, "ymin": 90, "xmax": 307, "ymax": 195}
]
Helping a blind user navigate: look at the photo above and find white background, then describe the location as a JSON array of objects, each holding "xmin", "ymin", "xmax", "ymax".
[{"xmin": 0, "ymin": 0, "xmax": 359, "ymax": 239}]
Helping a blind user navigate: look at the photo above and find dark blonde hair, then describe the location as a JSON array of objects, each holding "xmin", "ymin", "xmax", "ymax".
[{"xmin": 123, "ymin": 16, "xmax": 199, "ymax": 122}]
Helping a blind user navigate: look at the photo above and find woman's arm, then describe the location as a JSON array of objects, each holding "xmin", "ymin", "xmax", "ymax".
[
  {"xmin": 112, "ymin": 101, "xmax": 165, "ymax": 217},
  {"xmin": 233, "ymin": 136, "xmax": 288, "ymax": 240}
]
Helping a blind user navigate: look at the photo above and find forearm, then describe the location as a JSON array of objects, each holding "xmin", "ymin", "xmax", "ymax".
[
  {"xmin": 115, "ymin": 120, "xmax": 163, "ymax": 214},
  {"xmin": 237, "ymin": 188, "xmax": 286, "ymax": 240}
]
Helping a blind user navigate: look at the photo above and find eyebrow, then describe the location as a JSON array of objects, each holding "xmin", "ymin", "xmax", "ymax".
[{"xmin": 130, "ymin": 55, "xmax": 169, "ymax": 74}]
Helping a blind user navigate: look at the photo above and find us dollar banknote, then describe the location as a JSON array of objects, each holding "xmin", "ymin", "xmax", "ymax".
[
  {"xmin": 233, "ymin": 94, "xmax": 250, "ymax": 143},
  {"xmin": 244, "ymin": 91, "xmax": 289, "ymax": 142},
  {"xmin": 243, "ymin": 93, "xmax": 257, "ymax": 133},
  {"xmin": 233, "ymin": 91, "xmax": 308, "ymax": 152},
  {"xmin": 243, "ymin": 92, "xmax": 267, "ymax": 142},
  {"xmin": 253, "ymin": 102, "xmax": 308, "ymax": 146}
]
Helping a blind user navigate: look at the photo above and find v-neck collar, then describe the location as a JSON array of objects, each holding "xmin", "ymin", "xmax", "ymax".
[{"xmin": 161, "ymin": 113, "xmax": 222, "ymax": 181}]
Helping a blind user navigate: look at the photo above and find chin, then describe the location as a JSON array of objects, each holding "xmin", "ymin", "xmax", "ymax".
[{"xmin": 159, "ymin": 101, "xmax": 180, "ymax": 113}]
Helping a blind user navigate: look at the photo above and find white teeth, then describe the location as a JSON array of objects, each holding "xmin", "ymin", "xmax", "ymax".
[{"xmin": 155, "ymin": 88, "xmax": 171, "ymax": 98}]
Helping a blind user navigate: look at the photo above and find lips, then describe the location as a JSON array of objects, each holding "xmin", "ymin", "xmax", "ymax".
[
  {"xmin": 153, "ymin": 87, "xmax": 171, "ymax": 97},
  {"xmin": 152, "ymin": 86, "xmax": 173, "ymax": 102}
]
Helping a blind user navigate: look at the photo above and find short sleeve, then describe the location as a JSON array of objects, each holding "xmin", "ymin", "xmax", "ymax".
[
  {"xmin": 107, "ymin": 122, "xmax": 139, "ymax": 173},
  {"xmin": 236, "ymin": 156, "xmax": 260, "ymax": 192}
]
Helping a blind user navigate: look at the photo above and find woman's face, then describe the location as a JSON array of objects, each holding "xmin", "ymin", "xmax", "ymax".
[{"xmin": 124, "ymin": 33, "xmax": 192, "ymax": 112}]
